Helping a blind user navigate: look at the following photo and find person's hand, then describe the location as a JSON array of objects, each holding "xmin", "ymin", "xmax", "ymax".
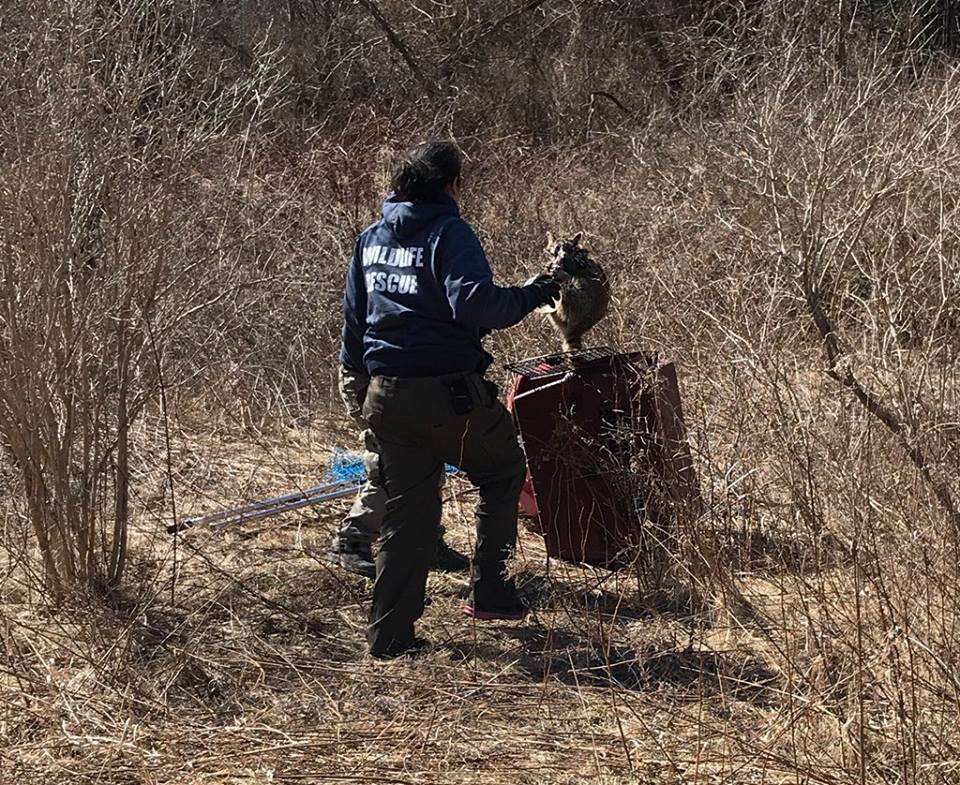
[
  {"xmin": 549, "ymin": 259, "xmax": 573, "ymax": 284},
  {"xmin": 338, "ymin": 366, "xmax": 370, "ymax": 424},
  {"xmin": 525, "ymin": 273, "xmax": 562, "ymax": 308}
]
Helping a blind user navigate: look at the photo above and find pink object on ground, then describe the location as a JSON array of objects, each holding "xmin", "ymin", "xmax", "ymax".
[
  {"xmin": 461, "ymin": 603, "xmax": 528, "ymax": 621},
  {"xmin": 517, "ymin": 472, "xmax": 539, "ymax": 518}
]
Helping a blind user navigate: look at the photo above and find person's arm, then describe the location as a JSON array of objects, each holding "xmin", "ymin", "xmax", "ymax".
[
  {"xmin": 338, "ymin": 238, "xmax": 367, "ymax": 372},
  {"xmin": 439, "ymin": 220, "xmax": 559, "ymax": 331}
]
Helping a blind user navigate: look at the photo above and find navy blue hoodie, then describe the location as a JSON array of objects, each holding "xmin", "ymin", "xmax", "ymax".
[{"xmin": 339, "ymin": 194, "xmax": 541, "ymax": 377}]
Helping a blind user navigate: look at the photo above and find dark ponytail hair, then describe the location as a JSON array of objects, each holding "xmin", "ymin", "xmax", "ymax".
[{"xmin": 390, "ymin": 141, "xmax": 462, "ymax": 202}]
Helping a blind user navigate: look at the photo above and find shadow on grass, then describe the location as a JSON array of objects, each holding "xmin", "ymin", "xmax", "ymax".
[
  {"xmin": 514, "ymin": 571, "xmax": 694, "ymax": 624},
  {"xmin": 443, "ymin": 569, "xmax": 777, "ymax": 707},
  {"xmin": 446, "ymin": 625, "xmax": 777, "ymax": 707},
  {"xmin": 118, "ymin": 559, "xmax": 775, "ymax": 712}
]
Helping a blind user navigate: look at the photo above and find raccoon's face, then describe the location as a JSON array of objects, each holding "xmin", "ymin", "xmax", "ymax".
[{"xmin": 545, "ymin": 231, "xmax": 590, "ymax": 276}]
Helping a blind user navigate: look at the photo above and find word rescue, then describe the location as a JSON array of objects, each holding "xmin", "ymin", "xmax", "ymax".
[{"xmin": 362, "ymin": 244, "xmax": 425, "ymax": 295}]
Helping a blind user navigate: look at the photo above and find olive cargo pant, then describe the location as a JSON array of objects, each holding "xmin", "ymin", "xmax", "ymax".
[
  {"xmin": 363, "ymin": 372, "xmax": 527, "ymax": 656},
  {"xmin": 330, "ymin": 429, "xmax": 386, "ymax": 550}
]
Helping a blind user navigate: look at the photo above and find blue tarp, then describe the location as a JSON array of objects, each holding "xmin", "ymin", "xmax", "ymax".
[{"xmin": 326, "ymin": 448, "xmax": 457, "ymax": 483}]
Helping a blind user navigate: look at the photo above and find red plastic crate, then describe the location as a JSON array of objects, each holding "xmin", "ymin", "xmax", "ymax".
[{"xmin": 506, "ymin": 348, "xmax": 702, "ymax": 570}]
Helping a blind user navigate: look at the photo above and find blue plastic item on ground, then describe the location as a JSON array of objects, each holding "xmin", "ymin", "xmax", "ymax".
[
  {"xmin": 326, "ymin": 449, "xmax": 368, "ymax": 483},
  {"xmin": 326, "ymin": 448, "xmax": 457, "ymax": 483}
]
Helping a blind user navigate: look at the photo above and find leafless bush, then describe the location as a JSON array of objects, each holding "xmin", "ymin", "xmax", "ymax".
[
  {"xmin": 2, "ymin": 1, "xmax": 960, "ymax": 782},
  {"xmin": 0, "ymin": 0, "xmax": 289, "ymax": 596}
]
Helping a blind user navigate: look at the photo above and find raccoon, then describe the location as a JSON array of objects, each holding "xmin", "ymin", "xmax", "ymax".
[{"xmin": 538, "ymin": 232, "xmax": 610, "ymax": 352}]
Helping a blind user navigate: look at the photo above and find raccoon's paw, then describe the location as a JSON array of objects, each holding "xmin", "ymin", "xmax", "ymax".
[{"xmin": 536, "ymin": 300, "xmax": 560, "ymax": 314}]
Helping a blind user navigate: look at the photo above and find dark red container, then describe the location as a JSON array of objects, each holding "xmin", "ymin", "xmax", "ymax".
[{"xmin": 506, "ymin": 348, "xmax": 702, "ymax": 570}]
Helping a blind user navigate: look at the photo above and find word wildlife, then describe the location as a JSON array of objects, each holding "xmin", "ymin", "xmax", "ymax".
[{"xmin": 362, "ymin": 244, "xmax": 425, "ymax": 294}]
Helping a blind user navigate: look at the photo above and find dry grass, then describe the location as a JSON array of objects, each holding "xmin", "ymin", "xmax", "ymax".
[
  {"xmin": 2, "ymin": 326, "xmax": 957, "ymax": 784},
  {"xmin": 3, "ymin": 2, "xmax": 960, "ymax": 783},
  {"xmin": 0, "ymin": 426, "xmax": 786, "ymax": 784}
]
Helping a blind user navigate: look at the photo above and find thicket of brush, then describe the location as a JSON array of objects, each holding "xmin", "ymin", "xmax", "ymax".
[{"xmin": 2, "ymin": 1, "xmax": 959, "ymax": 782}]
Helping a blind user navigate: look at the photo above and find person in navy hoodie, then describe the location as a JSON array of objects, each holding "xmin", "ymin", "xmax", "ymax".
[{"xmin": 339, "ymin": 141, "xmax": 562, "ymax": 658}]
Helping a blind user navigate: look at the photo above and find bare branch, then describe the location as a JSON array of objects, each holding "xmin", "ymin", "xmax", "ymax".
[{"xmin": 355, "ymin": 0, "xmax": 435, "ymax": 96}]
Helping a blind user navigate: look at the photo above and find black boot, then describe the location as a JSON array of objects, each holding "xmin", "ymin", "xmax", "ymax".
[
  {"xmin": 325, "ymin": 538, "xmax": 376, "ymax": 580},
  {"xmin": 370, "ymin": 636, "xmax": 430, "ymax": 660},
  {"xmin": 468, "ymin": 563, "xmax": 526, "ymax": 619},
  {"xmin": 432, "ymin": 537, "xmax": 469, "ymax": 573}
]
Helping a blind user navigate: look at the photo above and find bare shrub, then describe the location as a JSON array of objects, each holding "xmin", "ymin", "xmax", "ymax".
[
  {"xmin": 2, "ymin": 1, "xmax": 960, "ymax": 782},
  {"xmin": 0, "ymin": 0, "xmax": 288, "ymax": 597}
]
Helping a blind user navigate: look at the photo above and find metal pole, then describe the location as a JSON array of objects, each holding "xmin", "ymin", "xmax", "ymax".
[
  {"xmin": 166, "ymin": 478, "xmax": 360, "ymax": 534},
  {"xmin": 207, "ymin": 483, "xmax": 362, "ymax": 530}
]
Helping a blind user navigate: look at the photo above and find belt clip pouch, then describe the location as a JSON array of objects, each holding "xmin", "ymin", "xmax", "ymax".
[{"xmin": 447, "ymin": 377, "xmax": 475, "ymax": 415}]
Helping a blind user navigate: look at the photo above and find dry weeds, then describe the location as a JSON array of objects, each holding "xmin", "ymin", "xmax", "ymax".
[{"xmin": 3, "ymin": 2, "xmax": 960, "ymax": 783}]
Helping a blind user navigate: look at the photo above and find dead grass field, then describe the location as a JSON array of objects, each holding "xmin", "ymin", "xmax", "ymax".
[
  {"xmin": 5, "ymin": 343, "xmax": 956, "ymax": 784},
  {"xmin": 3, "ymin": 2, "xmax": 960, "ymax": 783},
  {"xmin": 0, "ymin": 423, "xmax": 831, "ymax": 785}
]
